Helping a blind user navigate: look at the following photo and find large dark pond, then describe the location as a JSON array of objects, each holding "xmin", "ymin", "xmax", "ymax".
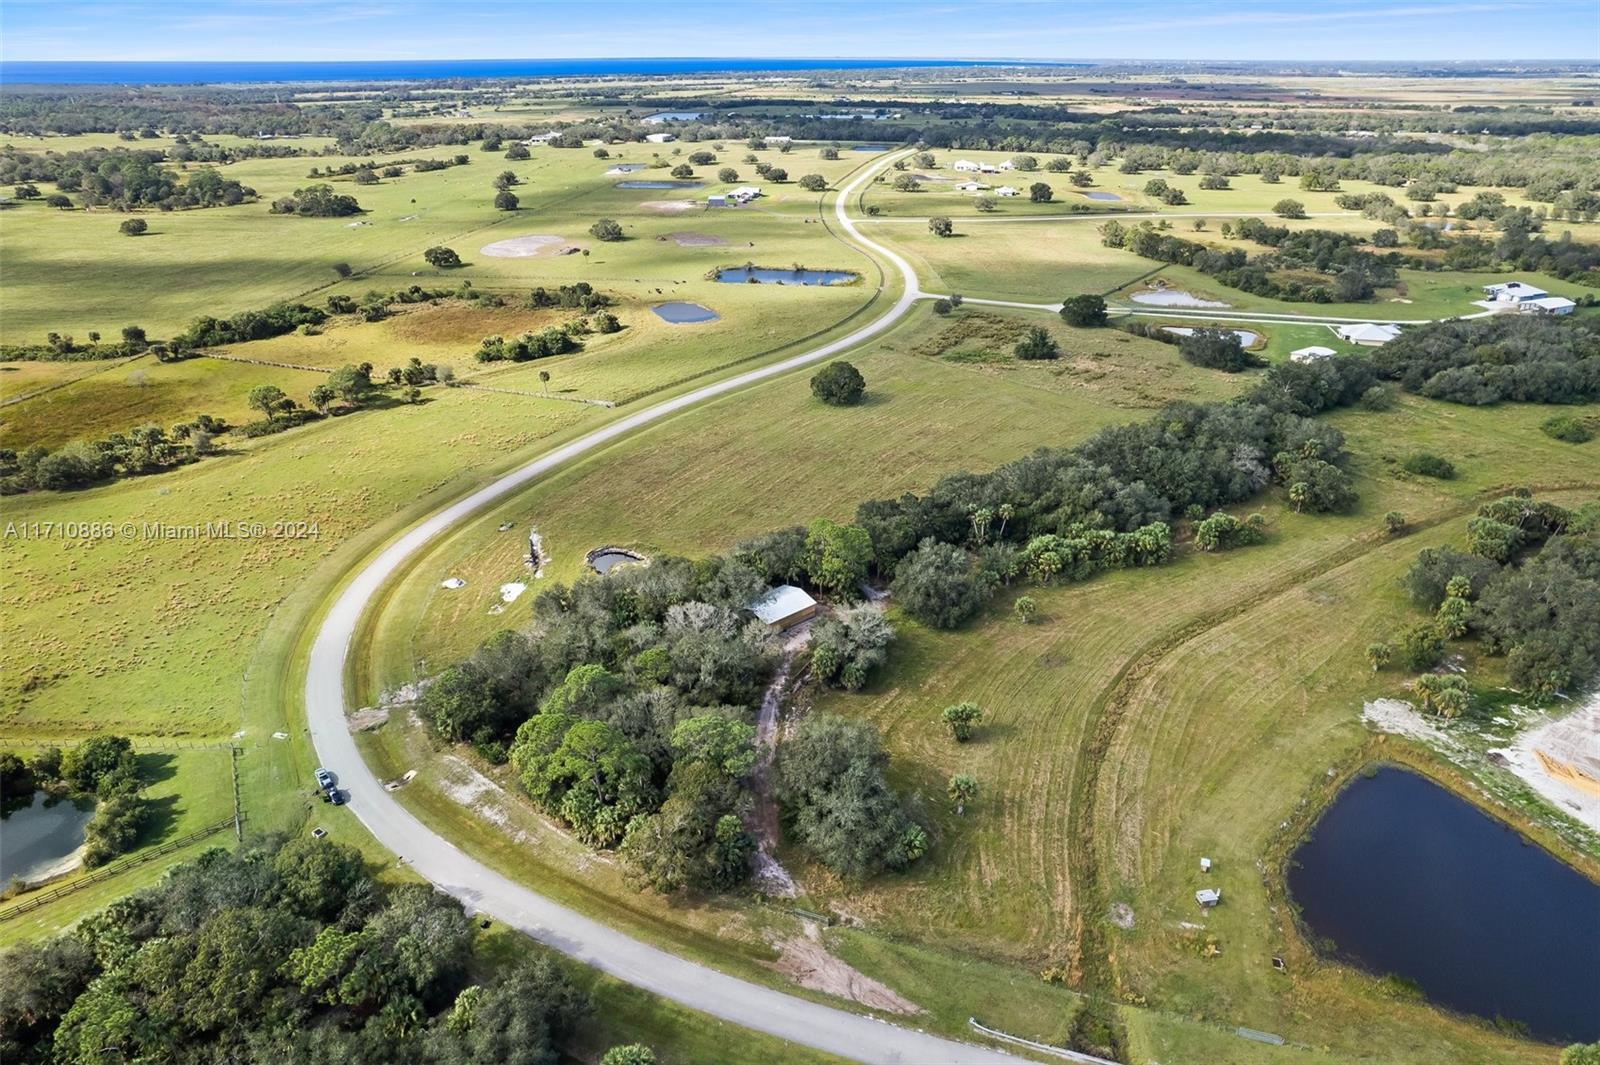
[
  {"xmin": 1288, "ymin": 767, "xmax": 1600, "ymax": 1043},
  {"xmin": 0, "ymin": 791, "xmax": 95, "ymax": 882}
]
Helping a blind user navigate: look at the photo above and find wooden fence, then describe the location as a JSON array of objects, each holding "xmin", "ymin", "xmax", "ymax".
[{"xmin": 0, "ymin": 816, "xmax": 240, "ymax": 922}]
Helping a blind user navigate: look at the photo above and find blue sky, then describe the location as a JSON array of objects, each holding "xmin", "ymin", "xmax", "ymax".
[{"xmin": 2, "ymin": 0, "xmax": 1597, "ymax": 63}]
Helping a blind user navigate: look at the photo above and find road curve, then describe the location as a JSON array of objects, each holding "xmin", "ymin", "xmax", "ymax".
[{"xmin": 304, "ymin": 154, "xmax": 1020, "ymax": 1063}]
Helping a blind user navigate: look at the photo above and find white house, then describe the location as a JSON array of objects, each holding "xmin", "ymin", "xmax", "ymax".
[
  {"xmin": 525, "ymin": 131, "xmax": 561, "ymax": 144},
  {"xmin": 644, "ymin": 132, "xmax": 676, "ymax": 144},
  {"xmin": 1483, "ymin": 280, "xmax": 1548, "ymax": 304},
  {"xmin": 747, "ymin": 585, "xmax": 818, "ymax": 632},
  {"xmin": 1335, "ymin": 323, "xmax": 1402, "ymax": 346},
  {"xmin": 763, "ymin": 135, "xmax": 793, "ymax": 144},
  {"xmin": 994, "ymin": 185, "xmax": 1019, "ymax": 197},
  {"xmin": 728, "ymin": 185, "xmax": 762, "ymax": 204},
  {"xmin": 998, "ymin": 160, "xmax": 1016, "ymax": 170},
  {"xmin": 978, "ymin": 162, "xmax": 1000, "ymax": 174},
  {"xmin": 1290, "ymin": 345, "xmax": 1338, "ymax": 363},
  {"xmin": 953, "ymin": 181, "xmax": 989, "ymax": 192},
  {"xmin": 953, "ymin": 159, "xmax": 982, "ymax": 172},
  {"xmin": 1518, "ymin": 296, "xmax": 1577, "ymax": 315}
]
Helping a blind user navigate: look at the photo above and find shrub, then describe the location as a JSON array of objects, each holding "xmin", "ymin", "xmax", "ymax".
[
  {"xmin": 1014, "ymin": 326, "xmax": 1059, "ymax": 361},
  {"xmin": 589, "ymin": 218, "xmax": 624, "ymax": 242},
  {"xmin": 423, "ymin": 246, "xmax": 463, "ymax": 269},
  {"xmin": 118, "ymin": 217, "xmax": 148, "ymax": 236},
  {"xmin": 1398, "ymin": 622, "xmax": 1446, "ymax": 670},
  {"xmin": 1273, "ymin": 198, "xmax": 1307, "ymax": 219},
  {"xmin": 1401, "ymin": 452, "xmax": 1455, "ymax": 479},
  {"xmin": 811, "ymin": 361, "xmax": 865, "ymax": 406},
  {"xmin": 1542, "ymin": 415, "xmax": 1594, "ymax": 443},
  {"xmin": 941, "ymin": 702, "xmax": 983, "ymax": 742}
]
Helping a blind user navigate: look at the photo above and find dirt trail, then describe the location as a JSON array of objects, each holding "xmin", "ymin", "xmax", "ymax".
[
  {"xmin": 747, "ymin": 624, "xmax": 811, "ymax": 897},
  {"xmin": 773, "ymin": 922, "xmax": 921, "ymax": 1015}
]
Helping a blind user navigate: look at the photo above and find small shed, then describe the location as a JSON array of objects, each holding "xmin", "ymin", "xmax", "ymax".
[
  {"xmin": 1199, "ymin": 856, "xmax": 1213, "ymax": 873},
  {"xmin": 706, "ymin": 194, "xmax": 728, "ymax": 207},
  {"xmin": 747, "ymin": 585, "xmax": 818, "ymax": 632},
  {"xmin": 1196, "ymin": 887, "xmax": 1222, "ymax": 908}
]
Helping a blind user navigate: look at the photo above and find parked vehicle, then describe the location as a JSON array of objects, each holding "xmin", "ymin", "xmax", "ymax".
[{"xmin": 315, "ymin": 767, "xmax": 335, "ymax": 791}]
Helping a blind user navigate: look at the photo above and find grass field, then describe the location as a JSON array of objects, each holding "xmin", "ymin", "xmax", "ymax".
[
  {"xmin": 0, "ymin": 142, "xmax": 876, "ymax": 344},
  {"xmin": 351, "ymin": 291, "xmax": 1599, "ymax": 1062},
  {"xmin": 5, "ymin": 83, "xmax": 1599, "ymax": 1062}
]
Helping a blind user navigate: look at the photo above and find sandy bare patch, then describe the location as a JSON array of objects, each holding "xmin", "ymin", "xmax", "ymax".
[
  {"xmin": 479, "ymin": 234, "xmax": 582, "ymax": 258},
  {"xmin": 639, "ymin": 200, "xmax": 699, "ymax": 214},
  {"xmin": 439, "ymin": 754, "xmax": 525, "ymax": 838},
  {"xmin": 772, "ymin": 924, "xmax": 920, "ymax": 1014},
  {"xmin": 1361, "ymin": 697, "xmax": 1460, "ymax": 752},
  {"xmin": 1498, "ymin": 694, "xmax": 1600, "ymax": 832},
  {"xmin": 666, "ymin": 231, "xmax": 728, "ymax": 247},
  {"xmin": 348, "ymin": 705, "xmax": 389, "ymax": 731}
]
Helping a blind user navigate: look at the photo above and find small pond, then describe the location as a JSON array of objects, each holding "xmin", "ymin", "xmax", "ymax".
[
  {"xmin": 1288, "ymin": 766, "xmax": 1600, "ymax": 1043},
  {"xmin": 0, "ymin": 791, "xmax": 95, "ymax": 882},
  {"xmin": 645, "ymin": 111, "xmax": 703, "ymax": 122},
  {"xmin": 1082, "ymin": 190, "xmax": 1122, "ymax": 201},
  {"xmin": 851, "ymin": 144, "xmax": 891, "ymax": 152},
  {"xmin": 588, "ymin": 548, "xmax": 645, "ymax": 574},
  {"xmin": 651, "ymin": 301, "xmax": 719, "ymax": 324},
  {"xmin": 1162, "ymin": 326, "xmax": 1260, "ymax": 346},
  {"xmin": 715, "ymin": 267, "xmax": 857, "ymax": 286},
  {"xmin": 615, "ymin": 180, "xmax": 704, "ymax": 190},
  {"xmin": 1132, "ymin": 289, "xmax": 1230, "ymax": 309}
]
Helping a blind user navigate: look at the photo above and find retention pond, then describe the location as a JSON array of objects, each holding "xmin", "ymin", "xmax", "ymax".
[
  {"xmin": 1287, "ymin": 766, "xmax": 1600, "ymax": 1043},
  {"xmin": 715, "ymin": 267, "xmax": 856, "ymax": 286},
  {"xmin": 0, "ymin": 791, "xmax": 95, "ymax": 883},
  {"xmin": 651, "ymin": 302, "xmax": 719, "ymax": 324}
]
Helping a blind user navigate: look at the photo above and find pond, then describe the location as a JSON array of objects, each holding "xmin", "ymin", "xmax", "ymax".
[
  {"xmin": 715, "ymin": 267, "xmax": 857, "ymax": 286},
  {"xmin": 1162, "ymin": 326, "xmax": 1260, "ymax": 346},
  {"xmin": 851, "ymin": 144, "xmax": 891, "ymax": 151},
  {"xmin": 651, "ymin": 301, "xmax": 719, "ymax": 324},
  {"xmin": 1288, "ymin": 767, "xmax": 1600, "ymax": 1043},
  {"xmin": 0, "ymin": 791, "xmax": 95, "ymax": 883},
  {"xmin": 645, "ymin": 111, "xmax": 703, "ymax": 122},
  {"xmin": 1082, "ymin": 190, "xmax": 1122, "ymax": 201},
  {"xmin": 615, "ymin": 180, "xmax": 705, "ymax": 190},
  {"xmin": 1132, "ymin": 289, "xmax": 1230, "ymax": 309},
  {"xmin": 588, "ymin": 547, "xmax": 645, "ymax": 573}
]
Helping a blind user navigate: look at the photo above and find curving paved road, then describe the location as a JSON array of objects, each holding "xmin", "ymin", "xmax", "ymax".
[{"xmin": 304, "ymin": 154, "xmax": 1023, "ymax": 1063}]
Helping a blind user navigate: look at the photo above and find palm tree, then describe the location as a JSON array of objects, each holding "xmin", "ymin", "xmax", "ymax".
[
  {"xmin": 948, "ymin": 773, "xmax": 978, "ymax": 816},
  {"xmin": 539, "ymin": 370, "xmax": 551, "ymax": 397}
]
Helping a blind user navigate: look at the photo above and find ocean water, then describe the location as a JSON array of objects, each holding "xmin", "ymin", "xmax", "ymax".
[{"xmin": 1, "ymin": 58, "xmax": 1020, "ymax": 86}]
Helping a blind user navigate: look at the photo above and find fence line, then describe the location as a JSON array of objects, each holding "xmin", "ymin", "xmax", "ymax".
[
  {"xmin": 0, "ymin": 739, "xmax": 238, "ymax": 751},
  {"xmin": 0, "ymin": 816, "xmax": 241, "ymax": 922},
  {"xmin": 967, "ymin": 1019, "xmax": 1117, "ymax": 1064}
]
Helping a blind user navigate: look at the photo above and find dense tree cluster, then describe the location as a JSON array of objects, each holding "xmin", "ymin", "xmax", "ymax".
[
  {"xmin": 475, "ymin": 328, "xmax": 581, "ymax": 362},
  {"xmin": 269, "ymin": 184, "xmax": 363, "ymax": 217},
  {"xmin": 0, "ymin": 148, "xmax": 254, "ymax": 209},
  {"xmin": 1102, "ymin": 217, "xmax": 1400, "ymax": 303},
  {"xmin": 1, "ymin": 416, "xmax": 228, "ymax": 495},
  {"xmin": 1369, "ymin": 316, "xmax": 1600, "ymax": 405},
  {"xmin": 1398, "ymin": 495, "xmax": 1600, "ymax": 695},
  {"xmin": 773, "ymin": 714, "xmax": 926, "ymax": 879},
  {"xmin": 0, "ymin": 838, "xmax": 596, "ymax": 1063}
]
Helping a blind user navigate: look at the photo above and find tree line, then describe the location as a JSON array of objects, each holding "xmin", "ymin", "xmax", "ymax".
[{"xmin": 0, "ymin": 835, "xmax": 654, "ymax": 1064}]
